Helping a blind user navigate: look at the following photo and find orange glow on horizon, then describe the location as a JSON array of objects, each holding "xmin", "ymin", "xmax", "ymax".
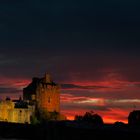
[
  {"xmin": 61, "ymin": 108, "xmax": 130, "ymax": 124},
  {"xmin": 64, "ymin": 113, "xmax": 128, "ymax": 124}
]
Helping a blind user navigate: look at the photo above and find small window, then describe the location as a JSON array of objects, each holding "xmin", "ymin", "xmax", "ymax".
[{"xmin": 48, "ymin": 97, "xmax": 50, "ymax": 103}]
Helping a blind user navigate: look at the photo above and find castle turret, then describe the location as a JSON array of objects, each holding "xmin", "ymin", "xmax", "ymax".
[{"xmin": 44, "ymin": 73, "xmax": 52, "ymax": 83}]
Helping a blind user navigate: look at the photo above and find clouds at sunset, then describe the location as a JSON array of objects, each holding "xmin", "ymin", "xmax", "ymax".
[
  {"xmin": 1, "ymin": 66, "xmax": 140, "ymax": 123},
  {"xmin": 0, "ymin": 0, "xmax": 140, "ymax": 123},
  {"xmin": 60, "ymin": 78, "xmax": 140, "ymax": 123}
]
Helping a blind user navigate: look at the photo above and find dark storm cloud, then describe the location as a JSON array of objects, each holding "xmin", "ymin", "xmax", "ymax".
[
  {"xmin": 0, "ymin": 1, "xmax": 140, "ymax": 88},
  {"xmin": 60, "ymin": 103, "xmax": 109, "ymax": 111},
  {"xmin": 0, "ymin": 87, "xmax": 21, "ymax": 94},
  {"xmin": 1, "ymin": 0, "xmax": 140, "ymax": 47},
  {"xmin": 61, "ymin": 84, "xmax": 109, "ymax": 89},
  {"xmin": 61, "ymin": 87, "xmax": 140, "ymax": 100}
]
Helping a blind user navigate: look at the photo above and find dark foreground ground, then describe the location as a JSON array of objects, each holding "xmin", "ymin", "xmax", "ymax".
[{"xmin": 0, "ymin": 121, "xmax": 140, "ymax": 140}]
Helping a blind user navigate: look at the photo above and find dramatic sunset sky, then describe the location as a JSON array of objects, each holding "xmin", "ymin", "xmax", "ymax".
[{"xmin": 1, "ymin": 0, "xmax": 140, "ymax": 123}]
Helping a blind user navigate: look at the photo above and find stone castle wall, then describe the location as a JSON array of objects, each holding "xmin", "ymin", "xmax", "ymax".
[{"xmin": 0, "ymin": 100, "xmax": 34, "ymax": 123}]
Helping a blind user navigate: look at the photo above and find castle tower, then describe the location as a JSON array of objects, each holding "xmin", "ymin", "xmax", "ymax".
[
  {"xmin": 23, "ymin": 73, "xmax": 60, "ymax": 116},
  {"xmin": 36, "ymin": 74, "xmax": 60, "ymax": 114}
]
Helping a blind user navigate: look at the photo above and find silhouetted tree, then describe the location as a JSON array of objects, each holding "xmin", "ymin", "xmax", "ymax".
[
  {"xmin": 30, "ymin": 114, "xmax": 40, "ymax": 125},
  {"xmin": 75, "ymin": 111, "xmax": 103, "ymax": 125},
  {"xmin": 49, "ymin": 111, "xmax": 59, "ymax": 120},
  {"xmin": 75, "ymin": 115, "xmax": 83, "ymax": 121},
  {"xmin": 128, "ymin": 110, "xmax": 140, "ymax": 125},
  {"xmin": 114, "ymin": 121, "xmax": 125, "ymax": 127}
]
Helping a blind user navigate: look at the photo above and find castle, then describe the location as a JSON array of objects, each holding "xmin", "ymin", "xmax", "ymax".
[{"xmin": 0, "ymin": 73, "xmax": 65, "ymax": 124}]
